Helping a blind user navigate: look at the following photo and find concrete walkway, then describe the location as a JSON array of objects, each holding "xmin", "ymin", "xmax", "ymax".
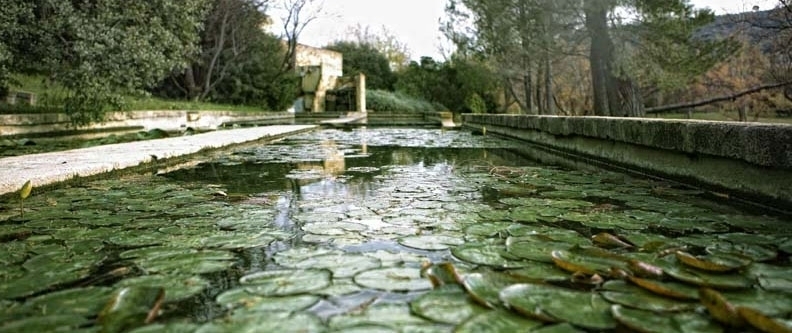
[{"xmin": 0, "ymin": 125, "xmax": 317, "ymax": 196}]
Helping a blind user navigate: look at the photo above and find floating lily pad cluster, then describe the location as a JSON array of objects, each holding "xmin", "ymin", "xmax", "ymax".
[
  {"xmin": 1, "ymin": 128, "xmax": 790, "ymax": 332},
  {"xmin": 0, "ymin": 175, "xmax": 291, "ymax": 332}
]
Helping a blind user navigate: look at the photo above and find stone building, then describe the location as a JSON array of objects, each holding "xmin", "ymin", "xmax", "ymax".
[{"xmin": 294, "ymin": 44, "xmax": 343, "ymax": 112}]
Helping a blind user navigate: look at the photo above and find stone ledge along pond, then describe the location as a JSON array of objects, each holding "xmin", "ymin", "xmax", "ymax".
[{"xmin": 0, "ymin": 128, "xmax": 791, "ymax": 333}]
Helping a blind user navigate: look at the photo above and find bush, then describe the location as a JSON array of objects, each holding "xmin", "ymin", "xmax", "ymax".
[{"xmin": 367, "ymin": 89, "xmax": 438, "ymax": 112}]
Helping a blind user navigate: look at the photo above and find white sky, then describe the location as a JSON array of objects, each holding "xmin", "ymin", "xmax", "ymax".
[{"xmin": 277, "ymin": 0, "xmax": 780, "ymax": 61}]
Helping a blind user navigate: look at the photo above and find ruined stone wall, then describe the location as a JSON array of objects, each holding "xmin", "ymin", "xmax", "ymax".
[{"xmin": 295, "ymin": 44, "xmax": 343, "ymax": 112}]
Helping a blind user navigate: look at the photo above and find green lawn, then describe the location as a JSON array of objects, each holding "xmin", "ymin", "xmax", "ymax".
[{"xmin": 1, "ymin": 75, "xmax": 270, "ymax": 114}]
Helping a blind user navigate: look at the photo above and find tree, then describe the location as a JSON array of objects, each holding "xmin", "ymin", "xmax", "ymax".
[
  {"xmin": 444, "ymin": 0, "xmax": 734, "ymax": 117},
  {"xmin": 344, "ymin": 24, "xmax": 412, "ymax": 71},
  {"xmin": 174, "ymin": 0, "xmax": 271, "ymax": 101},
  {"xmin": 280, "ymin": 0, "xmax": 324, "ymax": 71},
  {"xmin": 208, "ymin": 32, "xmax": 300, "ymax": 109},
  {"xmin": 0, "ymin": 2, "xmax": 34, "ymax": 96},
  {"xmin": 153, "ymin": 0, "xmax": 300, "ymax": 110},
  {"xmin": 2, "ymin": 0, "xmax": 209, "ymax": 124},
  {"xmin": 325, "ymin": 41, "xmax": 395, "ymax": 90},
  {"xmin": 395, "ymin": 56, "xmax": 499, "ymax": 113}
]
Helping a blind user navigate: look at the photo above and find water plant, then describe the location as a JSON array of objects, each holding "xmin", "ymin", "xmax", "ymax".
[{"xmin": 18, "ymin": 180, "xmax": 32, "ymax": 218}]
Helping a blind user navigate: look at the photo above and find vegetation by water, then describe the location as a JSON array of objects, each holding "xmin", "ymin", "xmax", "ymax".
[
  {"xmin": 0, "ymin": 128, "xmax": 789, "ymax": 332},
  {"xmin": 4, "ymin": 1, "xmax": 790, "ymax": 125}
]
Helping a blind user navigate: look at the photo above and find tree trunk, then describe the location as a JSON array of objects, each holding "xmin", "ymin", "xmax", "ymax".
[
  {"xmin": 585, "ymin": 0, "xmax": 618, "ymax": 116},
  {"xmin": 544, "ymin": 49, "xmax": 554, "ymax": 115},
  {"xmin": 183, "ymin": 66, "xmax": 201, "ymax": 101},
  {"xmin": 523, "ymin": 66, "xmax": 533, "ymax": 113}
]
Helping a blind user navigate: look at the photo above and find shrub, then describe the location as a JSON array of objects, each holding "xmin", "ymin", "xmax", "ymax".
[{"xmin": 367, "ymin": 89, "xmax": 438, "ymax": 112}]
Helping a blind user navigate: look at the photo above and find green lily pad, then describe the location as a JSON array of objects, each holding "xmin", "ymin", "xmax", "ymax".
[
  {"xmin": 550, "ymin": 246, "xmax": 628, "ymax": 275},
  {"xmin": 128, "ymin": 323, "xmax": 201, "ymax": 333},
  {"xmin": 363, "ymin": 251, "xmax": 428, "ymax": 267},
  {"xmin": 455, "ymin": 309, "xmax": 543, "ymax": 332},
  {"xmin": 500, "ymin": 283, "xmax": 616, "ymax": 330},
  {"xmin": 716, "ymin": 233, "xmax": 783, "ymax": 246},
  {"xmin": 779, "ymin": 239, "xmax": 792, "ymax": 254},
  {"xmin": 0, "ymin": 314, "xmax": 90, "ymax": 333},
  {"xmin": 528, "ymin": 323, "xmax": 585, "ymax": 333},
  {"xmin": 0, "ymin": 269, "xmax": 90, "ymax": 300},
  {"xmin": 328, "ymin": 303, "xmax": 430, "ymax": 330},
  {"xmin": 119, "ymin": 247, "xmax": 191, "ymax": 260},
  {"xmin": 576, "ymin": 213, "xmax": 647, "ymax": 231},
  {"xmin": 506, "ymin": 236, "xmax": 575, "ymax": 263},
  {"xmin": 398, "ymin": 235, "xmax": 465, "ymax": 250},
  {"xmin": 705, "ymin": 242, "xmax": 777, "ymax": 262},
  {"xmin": 197, "ymin": 311, "xmax": 323, "ymax": 333},
  {"xmin": 275, "ymin": 252, "xmax": 381, "ymax": 278},
  {"xmin": 315, "ymin": 279, "xmax": 364, "ymax": 297},
  {"xmin": 504, "ymin": 263, "xmax": 570, "ymax": 283},
  {"xmin": 98, "ymin": 286, "xmax": 164, "ymax": 333},
  {"xmin": 625, "ymin": 276, "xmax": 699, "ymax": 300},
  {"xmin": 108, "ymin": 231, "xmax": 167, "ymax": 247},
  {"xmin": 663, "ymin": 265, "xmax": 754, "ymax": 290},
  {"xmin": 600, "ymin": 280, "xmax": 699, "ymax": 312},
  {"xmin": 610, "ymin": 304, "xmax": 723, "ymax": 333},
  {"xmin": 506, "ymin": 207, "xmax": 540, "ymax": 223},
  {"xmin": 215, "ymin": 288, "xmax": 319, "ymax": 312},
  {"xmin": 136, "ymin": 250, "xmax": 236, "ymax": 275},
  {"xmin": 462, "ymin": 272, "xmax": 522, "ymax": 308},
  {"xmin": 409, "ymin": 284, "xmax": 486, "ymax": 325},
  {"xmin": 354, "ymin": 267, "xmax": 432, "ymax": 292},
  {"xmin": 674, "ymin": 251, "xmax": 751, "ymax": 273},
  {"xmin": 116, "ymin": 275, "xmax": 208, "ymax": 303},
  {"xmin": 452, "ymin": 244, "xmax": 531, "ymax": 269},
  {"xmin": 301, "ymin": 221, "xmax": 368, "ymax": 236},
  {"xmin": 720, "ymin": 289, "xmax": 792, "ymax": 317},
  {"xmin": 24, "ymin": 287, "xmax": 114, "ymax": 317},
  {"xmin": 464, "ymin": 222, "xmax": 513, "ymax": 237},
  {"xmin": 240, "ymin": 269, "xmax": 331, "ymax": 296},
  {"xmin": 197, "ymin": 232, "xmax": 276, "ymax": 249}
]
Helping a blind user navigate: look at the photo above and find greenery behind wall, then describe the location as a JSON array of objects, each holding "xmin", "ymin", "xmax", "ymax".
[{"xmin": 1, "ymin": 0, "xmax": 790, "ymax": 124}]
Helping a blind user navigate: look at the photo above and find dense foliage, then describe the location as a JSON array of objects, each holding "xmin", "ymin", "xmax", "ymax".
[
  {"xmin": 366, "ymin": 89, "xmax": 437, "ymax": 112},
  {"xmin": 152, "ymin": 0, "xmax": 299, "ymax": 111},
  {"xmin": 442, "ymin": 0, "xmax": 753, "ymax": 116},
  {"xmin": 395, "ymin": 56, "xmax": 498, "ymax": 113},
  {"xmin": 1, "ymin": 0, "xmax": 209, "ymax": 124},
  {"xmin": 325, "ymin": 41, "xmax": 396, "ymax": 90}
]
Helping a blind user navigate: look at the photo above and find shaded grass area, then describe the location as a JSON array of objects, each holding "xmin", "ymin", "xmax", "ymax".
[{"xmin": 1, "ymin": 75, "xmax": 269, "ymax": 114}]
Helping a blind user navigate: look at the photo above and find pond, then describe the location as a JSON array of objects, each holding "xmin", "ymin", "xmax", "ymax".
[{"xmin": 1, "ymin": 128, "xmax": 791, "ymax": 332}]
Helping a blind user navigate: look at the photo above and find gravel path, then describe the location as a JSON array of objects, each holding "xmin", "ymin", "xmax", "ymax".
[{"xmin": 0, "ymin": 125, "xmax": 317, "ymax": 196}]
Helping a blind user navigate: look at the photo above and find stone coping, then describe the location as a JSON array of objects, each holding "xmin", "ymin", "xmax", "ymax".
[
  {"xmin": 0, "ymin": 125, "xmax": 317, "ymax": 196},
  {"xmin": 463, "ymin": 114, "xmax": 792, "ymax": 169}
]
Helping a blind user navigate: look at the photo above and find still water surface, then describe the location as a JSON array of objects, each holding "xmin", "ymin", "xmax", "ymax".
[{"xmin": 1, "ymin": 128, "xmax": 790, "ymax": 332}]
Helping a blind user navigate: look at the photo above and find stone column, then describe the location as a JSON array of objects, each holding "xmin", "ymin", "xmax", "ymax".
[{"xmin": 356, "ymin": 73, "xmax": 366, "ymax": 113}]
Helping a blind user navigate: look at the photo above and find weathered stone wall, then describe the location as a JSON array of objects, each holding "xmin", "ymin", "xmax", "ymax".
[
  {"xmin": 0, "ymin": 111, "xmax": 294, "ymax": 137},
  {"xmin": 295, "ymin": 44, "xmax": 343, "ymax": 112},
  {"xmin": 463, "ymin": 114, "xmax": 792, "ymax": 211}
]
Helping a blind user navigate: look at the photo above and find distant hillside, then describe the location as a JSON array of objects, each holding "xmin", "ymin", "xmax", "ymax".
[{"xmin": 695, "ymin": 7, "xmax": 788, "ymax": 53}]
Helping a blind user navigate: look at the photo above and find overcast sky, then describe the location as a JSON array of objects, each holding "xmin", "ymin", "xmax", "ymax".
[{"xmin": 277, "ymin": 0, "xmax": 780, "ymax": 61}]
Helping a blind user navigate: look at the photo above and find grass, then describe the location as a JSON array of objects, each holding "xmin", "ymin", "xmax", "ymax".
[{"xmin": 1, "ymin": 74, "xmax": 271, "ymax": 114}]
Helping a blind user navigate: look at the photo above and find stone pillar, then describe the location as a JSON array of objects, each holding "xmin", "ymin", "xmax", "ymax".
[{"xmin": 356, "ymin": 73, "xmax": 366, "ymax": 113}]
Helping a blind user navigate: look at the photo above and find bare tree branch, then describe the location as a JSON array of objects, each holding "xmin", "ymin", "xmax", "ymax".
[{"xmin": 646, "ymin": 80, "xmax": 792, "ymax": 113}]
